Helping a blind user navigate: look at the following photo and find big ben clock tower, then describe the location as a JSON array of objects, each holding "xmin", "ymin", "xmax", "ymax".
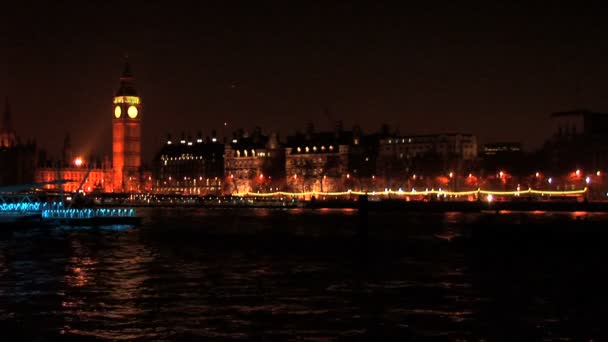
[{"xmin": 112, "ymin": 60, "xmax": 142, "ymax": 192}]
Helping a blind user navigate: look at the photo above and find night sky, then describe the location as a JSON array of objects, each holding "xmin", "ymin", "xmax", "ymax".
[{"xmin": 2, "ymin": 2, "xmax": 608, "ymax": 163}]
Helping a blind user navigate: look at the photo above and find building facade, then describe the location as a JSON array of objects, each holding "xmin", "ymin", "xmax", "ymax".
[
  {"xmin": 35, "ymin": 61, "xmax": 146, "ymax": 193},
  {"xmin": 36, "ymin": 161, "xmax": 113, "ymax": 193},
  {"xmin": 543, "ymin": 109, "xmax": 608, "ymax": 173},
  {"xmin": 480, "ymin": 142, "xmax": 527, "ymax": 175},
  {"xmin": 224, "ymin": 128, "xmax": 284, "ymax": 194},
  {"xmin": 284, "ymin": 125, "xmax": 353, "ymax": 193},
  {"xmin": 153, "ymin": 132, "xmax": 224, "ymax": 194},
  {"xmin": 376, "ymin": 133, "xmax": 478, "ymax": 187},
  {"xmin": 112, "ymin": 61, "xmax": 143, "ymax": 192}
]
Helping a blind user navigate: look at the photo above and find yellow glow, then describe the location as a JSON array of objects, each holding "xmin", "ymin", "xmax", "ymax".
[
  {"xmin": 74, "ymin": 157, "xmax": 83, "ymax": 167},
  {"xmin": 113, "ymin": 96, "xmax": 141, "ymax": 105},
  {"xmin": 114, "ymin": 106, "xmax": 122, "ymax": 118},
  {"xmin": 127, "ymin": 105, "xmax": 138, "ymax": 118},
  {"xmin": 233, "ymin": 187, "xmax": 587, "ymax": 198}
]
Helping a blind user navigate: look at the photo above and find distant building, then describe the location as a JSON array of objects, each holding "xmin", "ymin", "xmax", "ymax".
[
  {"xmin": 36, "ymin": 134, "xmax": 114, "ymax": 193},
  {"xmin": 153, "ymin": 132, "xmax": 224, "ymax": 194},
  {"xmin": 482, "ymin": 142, "xmax": 522, "ymax": 156},
  {"xmin": 543, "ymin": 109, "xmax": 608, "ymax": 173},
  {"xmin": 0, "ymin": 99, "xmax": 37, "ymax": 186},
  {"xmin": 224, "ymin": 128, "xmax": 284, "ymax": 194},
  {"xmin": 284, "ymin": 123, "xmax": 354, "ymax": 192},
  {"xmin": 0, "ymin": 99, "xmax": 16, "ymax": 148},
  {"xmin": 346, "ymin": 124, "xmax": 384, "ymax": 179},
  {"xmin": 36, "ymin": 60, "xmax": 150, "ymax": 193},
  {"xmin": 480, "ymin": 142, "xmax": 523, "ymax": 170},
  {"xmin": 376, "ymin": 133, "xmax": 478, "ymax": 182}
]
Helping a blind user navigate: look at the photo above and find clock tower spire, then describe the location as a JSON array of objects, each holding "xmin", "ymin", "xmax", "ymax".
[{"xmin": 112, "ymin": 57, "xmax": 142, "ymax": 192}]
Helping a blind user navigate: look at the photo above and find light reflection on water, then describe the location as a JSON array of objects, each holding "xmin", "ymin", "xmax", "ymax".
[{"xmin": 0, "ymin": 208, "xmax": 607, "ymax": 340}]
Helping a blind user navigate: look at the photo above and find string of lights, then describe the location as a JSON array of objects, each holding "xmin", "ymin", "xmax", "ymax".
[{"xmin": 235, "ymin": 187, "xmax": 588, "ymax": 198}]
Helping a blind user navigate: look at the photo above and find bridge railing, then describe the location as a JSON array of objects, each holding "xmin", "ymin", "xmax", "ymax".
[
  {"xmin": 41, "ymin": 208, "xmax": 136, "ymax": 219},
  {"xmin": 0, "ymin": 202, "xmax": 63, "ymax": 213}
]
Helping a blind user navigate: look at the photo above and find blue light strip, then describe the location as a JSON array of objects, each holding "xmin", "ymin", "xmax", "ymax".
[
  {"xmin": 41, "ymin": 208, "xmax": 136, "ymax": 219},
  {"xmin": 0, "ymin": 202, "xmax": 63, "ymax": 213}
]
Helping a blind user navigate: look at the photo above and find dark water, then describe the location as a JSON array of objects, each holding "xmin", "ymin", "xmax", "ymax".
[{"xmin": 1, "ymin": 208, "xmax": 608, "ymax": 341}]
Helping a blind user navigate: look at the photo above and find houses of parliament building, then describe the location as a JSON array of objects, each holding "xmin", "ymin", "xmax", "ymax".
[{"xmin": 35, "ymin": 61, "xmax": 150, "ymax": 193}]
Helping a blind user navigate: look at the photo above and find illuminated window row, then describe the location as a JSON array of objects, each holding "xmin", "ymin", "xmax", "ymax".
[
  {"xmin": 295, "ymin": 145, "xmax": 334, "ymax": 153},
  {"xmin": 113, "ymin": 96, "xmax": 141, "ymax": 105},
  {"xmin": 161, "ymin": 155, "xmax": 215, "ymax": 161},
  {"xmin": 167, "ymin": 137, "xmax": 219, "ymax": 145},
  {"xmin": 234, "ymin": 150, "xmax": 270, "ymax": 157}
]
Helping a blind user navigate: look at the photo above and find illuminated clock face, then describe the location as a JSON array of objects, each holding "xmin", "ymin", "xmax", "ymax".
[
  {"xmin": 114, "ymin": 106, "xmax": 121, "ymax": 118},
  {"xmin": 127, "ymin": 105, "xmax": 138, "ymax": 118}
]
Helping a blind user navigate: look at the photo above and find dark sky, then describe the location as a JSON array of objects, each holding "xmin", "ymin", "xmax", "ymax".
[{"xmin": 2, "ymin": 2, "xmax": 608, "ymax": 163}]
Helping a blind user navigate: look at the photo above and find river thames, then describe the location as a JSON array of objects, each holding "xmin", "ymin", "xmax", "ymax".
[{"xmin": 1, "ymin": 208, "xmax": 607, "ymax": 340}]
